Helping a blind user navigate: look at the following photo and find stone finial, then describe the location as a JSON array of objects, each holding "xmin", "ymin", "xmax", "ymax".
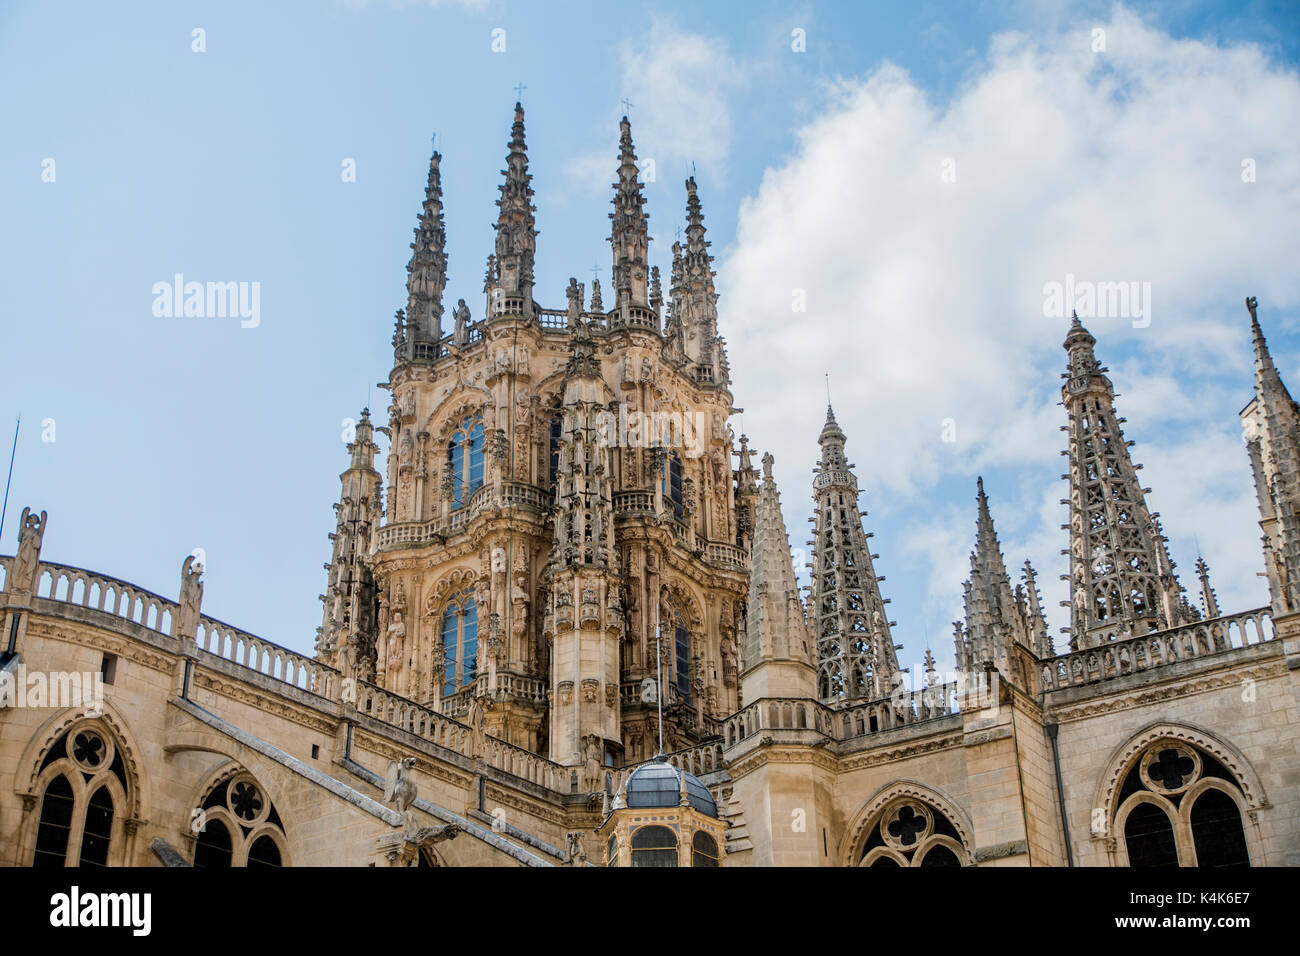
[
  {"xmin": 6, "ymin": 507, "xmax": 47, "ymax": 596},
  {"xmin": 174, "ymin": 553, "xmax": 204, "ymax": 641}
]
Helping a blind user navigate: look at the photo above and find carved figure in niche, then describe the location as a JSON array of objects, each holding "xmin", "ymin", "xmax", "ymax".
[
  {"xmin": 720, "ymin": 634, "xmax": 738, "ymax": 687},
  {"xmin": 386, "ymin": 612, "xmax": 407, "ymax": 689},
  {"xmin": 582, "ymin": 734, "xmax": 602, "ymax": 793},
  {"xmin": 515, "ymin": 388, "xmax": 531, "ymax": 426}
]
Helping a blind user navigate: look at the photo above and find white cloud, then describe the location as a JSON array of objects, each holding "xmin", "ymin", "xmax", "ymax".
[
  {"xmin": 722, "ymin": 6, "xmax": 1297, "ymax": 637},
  {"xmin": 565, "ymin": 19, "xmax": 745, "ymax": 195}
]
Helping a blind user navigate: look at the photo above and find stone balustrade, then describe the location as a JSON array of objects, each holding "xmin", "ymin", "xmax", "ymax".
[
  {"xmin": 375, "ymin": 482, "xmax": 554, "ymax": 551},
  {"xmin": 705, "ymin": 542, "xmax": 747, "ymax": 572},
  {"xmin": 835, "ymin": 681, "xmax": 963, "ymax": 740},
  {"xmin": 28, "ymin": 560, "xmax": 178, "ymax": 635},
  {"xmin": 1041, "ymin": 606, "xmax": 1274, "ymax": 691},
  {"xmin": 194, "ymin": 614, "xmax": 337, "ymax": 698}
]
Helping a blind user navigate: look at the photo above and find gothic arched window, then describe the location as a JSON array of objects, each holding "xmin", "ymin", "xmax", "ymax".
[
  {"xmin": 447, "ymin": 416, "xmax": 486, "ymax": 509},
  {"xmin": 441, "ymin": 589, "xmax": 479, "ymax": 696},
  {"xmin": 31, "ymin": 723, "xmax": 130, "ymax": 867},
  {"xmin": 1114, "ymin": 740, "xmax": 1253, "ymax": 867},
  {"xmin": 193, "ymin": 771, "xmax": 288, "ymax": 867},
  {"xmin": 858, "ymin": 797, "xmax": 970, "ymax": 867}
]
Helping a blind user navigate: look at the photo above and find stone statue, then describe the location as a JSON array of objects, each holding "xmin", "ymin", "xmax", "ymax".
[
  {"xmin": 514, "ymin": 387, "xmax": 531, "ymax": 426},
  {"xmin": 720, "ymin": 634, "xmax": 738, "ymax": 687},
  {"xmin": 386, "ymin": 612, "xmax": 406, "ymax": 690},
  {"xmin": 582, "ymin": 734, "xmax": 602, "ymax": 793},
  {"xmin": 453, "ymin": 299, "xmax": 470, "ymax": 346},
  {"xmin": 8, "ymin": 507, "xmax": 46, "ymax": 595},
  {"xmin": 467, "ymin": 690, "xmax": 491, "ymax": 759},
  {"xmin": 384, "ymin": 756, "xmax": 418, "ymax": 827},
  {"xmin": 175, "ymin": 553, "xmax": 204, "ymax": 641},
  {"xmin": 565, "ymin": 832, "xmax": 588, "ymax": 865}
]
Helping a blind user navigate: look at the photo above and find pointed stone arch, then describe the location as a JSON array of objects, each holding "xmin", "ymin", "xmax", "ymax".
[
  {"xmin": 1091, "ymin": 720, "xmax": 1270, "ymax": 838},
  {"xmin": 841, "ymin": 779, "xmax": 976, "ymax": 867},
  {"xmin": 17, "ymin": 704, "xmax": 145, "ymax": 822}
]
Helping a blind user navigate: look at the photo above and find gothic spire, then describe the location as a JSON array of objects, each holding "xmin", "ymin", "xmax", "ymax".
[
  {"xmin": 809, "ymin": 408, "xmax": 901, "ymax": 703},
  {"xmin": 492, "ymin": 102, "xmax": 537, "ymax": 313},
  {"xmin": 956, "ymin": 478, "xmax": 1038, "ymax": 674},
  {"xmin": 1195, "ymin": 556, "xmax": 1220, "ymax": 619},
  {"xmin": 1022, "ymin": 559, "xmax": 1053, "ymax": 659},
  {"xmin": 744, "ymin": 452, "xmax": 813, "ymax": 664},
  {"xmin": 1241, "ymin": 296, "xmax": 1300, "ymax": 615},
  {"xmin": 316, "ymin": 408, "xmax": 382, "ymax": 679},
  {"xmin": 609, "ymin": 116, "xmax": 650, "ymax": 316},
  {"xmin": 1062, "ymin": 315, "xmax": 1185, "ymax": 649},
  {"xmin": 405, "ymin": 147, "xmax": 448, "ymax": 349},
  {"xmin": 679, "ymin": 178, "xmax": 722, "ymax": 368}
]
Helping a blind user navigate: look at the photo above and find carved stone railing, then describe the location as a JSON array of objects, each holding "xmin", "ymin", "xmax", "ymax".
[
  {"xmin": 355, "ymin": 679, "xmax": 574, "ymax": 792},
  {"xmin": 28, "ymin": 560, "xmax": 179, "ymax": 636},
  {"xmin": 1041, "ymin": 607, "xmax": 1275, "ymax": 692},
  {"xmin": 536, "ymin": 309, "xmax": 568, "ymax": 331},
  {"xmin": 376, "ymin": 483, "xmax": 555, "ymax": 551},
  {"xmin": 194, "ymin": 614, "xmax": 337, "ymax": 698},
  {"xmin": 834, "ymin": 681, "xmax": 963, "ymax": 740},
  {"xmin": 623, "ymin": 739, "xmax": 726, "ymax": 779},
  {"xmin": 13, "ymin": 559, "xmax": 337, "ymax": 698},
  {"xmin": 705, "ymin": 542, "xmax": 748, "ymax": 572},
  {"xmin": 613, "ymin": 490, "xmax": 655, "ymax": 516},
  {"xmin": 723, "ymin": 697, "xmax": 834, "ymax": 748}
]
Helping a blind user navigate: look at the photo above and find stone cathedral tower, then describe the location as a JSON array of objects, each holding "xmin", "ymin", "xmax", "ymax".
[
  {"xmin": 1061, "ymin": 314, "xmax": 1191, "ymax": 650},
  {"xmin": 320, "ymin": 104, "xmax": 749, "ymax": 768}
]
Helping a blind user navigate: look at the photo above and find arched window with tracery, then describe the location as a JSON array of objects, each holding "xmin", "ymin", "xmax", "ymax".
[
  {"xmin": 857, "ymin": 796, "xmax": 970, "ymax": 867},
  {"xmin": 447, "ymin": 416, "xmax": 485, "ymax": 509},
  {"xmin": 31, "ymin": 722, "xmax": 130, "ymax": 867},
  {"xmin": 440, "ymin": 589, "xmax": 479, "ymax": 696},
  {"xmin": 1113, "ymin": 740, "xmax": 1252, "ymax": 867},
  {"xmin": 193, "ymin": 771, "xmax": 288, "ymax": 867}
]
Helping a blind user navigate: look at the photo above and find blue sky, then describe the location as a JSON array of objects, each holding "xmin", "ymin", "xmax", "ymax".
[{"xmin": 2, "ymin": 0, "xmax": 1298, "ymax": 678}]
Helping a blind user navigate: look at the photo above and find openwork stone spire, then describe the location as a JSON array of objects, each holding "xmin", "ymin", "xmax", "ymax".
[
  {"xmin": 810, "ymin": 405, "xmax": 901, "ymax": 703},
  {"xmin": 1241, "ymin": 296, "xmax": 1300, "ymax": 615},
  {"xmin": 404, "ymin": 148, "xmax": 448, "ymax": 352},
  {"xmin": 955, "ymin": 479, "xmax": 1050, "ymax": 673},
  {"xmin": 491, "ymin": 102, "xmax": 537, "ymax": 314},
  {"xmin": 1062, "ymin": 314, "xmax": 1185, "ymax": 649},
  {"xmin": 609, "ymin": 117, "xmax": 650, "ymax": 316}
]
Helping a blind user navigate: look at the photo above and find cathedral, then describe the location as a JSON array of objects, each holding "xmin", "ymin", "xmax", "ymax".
[{"xmin": 1, "ymin": 105, "xmax": 1297, "ymax": 868}]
